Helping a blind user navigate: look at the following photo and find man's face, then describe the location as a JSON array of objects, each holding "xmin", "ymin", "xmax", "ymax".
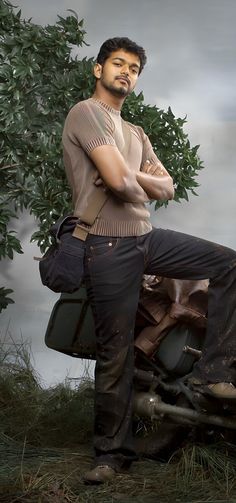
[{"xmin": 94, "ymin": 49, "xmax": 141, "ymax": 98}]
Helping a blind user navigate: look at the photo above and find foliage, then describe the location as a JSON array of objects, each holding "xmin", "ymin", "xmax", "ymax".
[
  {"xmin": 0, "ymin": 287, "xmax": 14, "ymax": 313},
  {"xmin": 0, "ymin": 0, "xmax": 92, "ymax": 254},
  {"xmin": 0, "ymin": 0, "xmax": 203, "ymax": 310}
]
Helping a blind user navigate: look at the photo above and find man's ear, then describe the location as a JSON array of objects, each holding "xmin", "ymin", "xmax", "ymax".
[{"xmin": 94, "ymin": 63, "xmax": 102, "ymax": 79}]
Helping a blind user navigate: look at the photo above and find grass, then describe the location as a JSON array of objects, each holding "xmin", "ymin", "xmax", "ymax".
[
  {"xmin": 0, "ymin": 336, "xmax": 94, "ymax": 448},
  {"xmin": 0, "ymin": 337, "xmax": 236, "ymax": 502},
  {"xmin": 1, "ymin": 440, "xmax": 236, "ymax": 502}
]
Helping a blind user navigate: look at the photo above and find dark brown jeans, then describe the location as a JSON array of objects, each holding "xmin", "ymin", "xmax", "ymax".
[{"xmin": 84, "ymin": 228, "xmax": 236, "ymax": 469}]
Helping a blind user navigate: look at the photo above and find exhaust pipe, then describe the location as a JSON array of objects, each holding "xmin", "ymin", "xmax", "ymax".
[{"xmin": 133, "ymin": 392, "xmax": 236, "ymax": 430}]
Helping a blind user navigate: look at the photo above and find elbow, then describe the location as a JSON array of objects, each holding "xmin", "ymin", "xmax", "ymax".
[
  {"xmin": 109, "ymin": 178, "xmax": 127, "ymax": 195},
  {"xmin": 108, "ymin": 174, "xmax": 132, "ymax": 196},
  {"xmin": 167, "ymin": 184, "xmax": 175, "ymax": 200},
  {"xmin": 167, "ymin": 178, "xmax": 175, "ymax": 200},
  {"xmin": 160, "ymin": 179, "xmax": 175, "ymax": 201}
]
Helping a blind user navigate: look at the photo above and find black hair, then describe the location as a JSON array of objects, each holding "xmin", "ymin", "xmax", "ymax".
[{"xmin": 96, "ymin": 37, "xmax": 147, "ymax": 74}]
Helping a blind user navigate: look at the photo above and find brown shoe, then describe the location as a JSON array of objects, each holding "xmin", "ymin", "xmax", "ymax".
[
  {"xmin": 206, "ymin": 382, "xmax": 236, "ymax": 400},
  {"xmin": 83, "ymin": 464, "xmax": 116, "ymax": 484}
]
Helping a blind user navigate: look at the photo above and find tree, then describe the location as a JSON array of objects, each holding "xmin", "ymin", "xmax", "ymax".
[{"xmin": 0, "ymin": 0, "xmax": 203, "ymax": 312}]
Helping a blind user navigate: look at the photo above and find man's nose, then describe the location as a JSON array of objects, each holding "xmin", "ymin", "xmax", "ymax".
[{"xmin": 121, "ymin": 66, "xmax": 129, "ymax": 76}]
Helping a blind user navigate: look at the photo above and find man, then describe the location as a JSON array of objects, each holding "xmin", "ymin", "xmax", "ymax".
[{"xmin": 62, "ymin": 37, "xmax": 236, "ymax": 484}]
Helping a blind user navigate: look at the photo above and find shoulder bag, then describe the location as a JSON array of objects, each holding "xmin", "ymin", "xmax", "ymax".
[{"xmin": 37, "ymin": 188, "xmax": 108, "ymax": 293}]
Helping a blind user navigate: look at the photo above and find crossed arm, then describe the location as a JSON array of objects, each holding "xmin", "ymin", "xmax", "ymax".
[{"xmin": 89, "ymin": 144, "xmax": 175, "ymax": 203}]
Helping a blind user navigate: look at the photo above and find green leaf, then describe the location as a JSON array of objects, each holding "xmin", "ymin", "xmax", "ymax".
[{"xmin": 0, "ymin": 286, "xmax": 14, "ymax": 313}]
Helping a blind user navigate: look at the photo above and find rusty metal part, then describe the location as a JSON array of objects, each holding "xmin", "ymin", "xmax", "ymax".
[{"xmin": 133, "ymin": 392, "xmax": 236, "ymax": 430}]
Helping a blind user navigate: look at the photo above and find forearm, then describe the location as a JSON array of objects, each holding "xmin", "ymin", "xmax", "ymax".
[
  {"xmin": 90, "ymin": 146, "xmax": 150, "ymax": 203},
  {"xmin": 136, "ymin": 172, "xmax": 175, "ymax": 201}
]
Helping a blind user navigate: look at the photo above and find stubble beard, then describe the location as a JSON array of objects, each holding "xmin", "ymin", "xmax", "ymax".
[{"xmin": 101, "ymin": 77, "xmax": 131, "ymax": 98}]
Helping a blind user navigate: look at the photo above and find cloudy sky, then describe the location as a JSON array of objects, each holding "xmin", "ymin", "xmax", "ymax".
[{"xmin": 0, "ymin": 0, "xmax": 236, "ymax": 387}]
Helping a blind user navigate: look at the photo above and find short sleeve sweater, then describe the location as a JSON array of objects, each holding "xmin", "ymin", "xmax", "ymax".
[{"xmin": 62, "ymin": 98, "xmax": 159, "ymax": 237}]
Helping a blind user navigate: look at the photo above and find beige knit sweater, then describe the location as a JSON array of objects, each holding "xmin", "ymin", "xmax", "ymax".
[{"xmin": 62, "ymin": 98, "xmax": 159, "ymax": 236}]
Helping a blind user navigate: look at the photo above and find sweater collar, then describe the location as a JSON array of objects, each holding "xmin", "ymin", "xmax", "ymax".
[{"xmin": 90, "ymin": 97, "xmax": 121, "ymax": 116}]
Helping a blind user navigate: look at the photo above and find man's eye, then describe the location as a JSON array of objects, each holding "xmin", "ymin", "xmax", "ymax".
[{"xmin": 114, "ymin": 62, "xmax": 121, "ymax": 66}]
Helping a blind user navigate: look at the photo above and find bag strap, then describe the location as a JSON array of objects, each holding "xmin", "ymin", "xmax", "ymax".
[{"xmin": 72, "ymin": 187, "xmax": 109, "ymax": 241}]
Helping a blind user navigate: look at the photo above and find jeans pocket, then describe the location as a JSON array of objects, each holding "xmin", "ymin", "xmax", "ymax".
[{"xmin": 86, "ymin": 238, "xmax": 119, "ymax": 260}]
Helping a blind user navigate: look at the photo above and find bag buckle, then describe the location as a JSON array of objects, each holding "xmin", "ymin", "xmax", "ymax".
[
  {"xmin": 76, "ymin": 219, "xmax": 91, "ymax": 231},
  {"xmin": 73, "ymin": 219, "xmax": 91, "ymax": 241}
]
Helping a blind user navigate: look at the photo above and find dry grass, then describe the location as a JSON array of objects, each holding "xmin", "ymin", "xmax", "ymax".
[
  {"xmin": 0, "ymin": 337, "xmax": 94, "ymax": 448},
  {"xmin": 1, "ymin": 440, "xmax": 236, "ymax": 502},
  {"xmin": 1, "ymin": 338, "xmax": 236, "ymax": 502}
]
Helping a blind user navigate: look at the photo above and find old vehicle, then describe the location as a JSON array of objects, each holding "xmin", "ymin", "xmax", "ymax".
[{"xmin": 45, "ymin": 277, "xmax": 236, "ymax": 458}]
